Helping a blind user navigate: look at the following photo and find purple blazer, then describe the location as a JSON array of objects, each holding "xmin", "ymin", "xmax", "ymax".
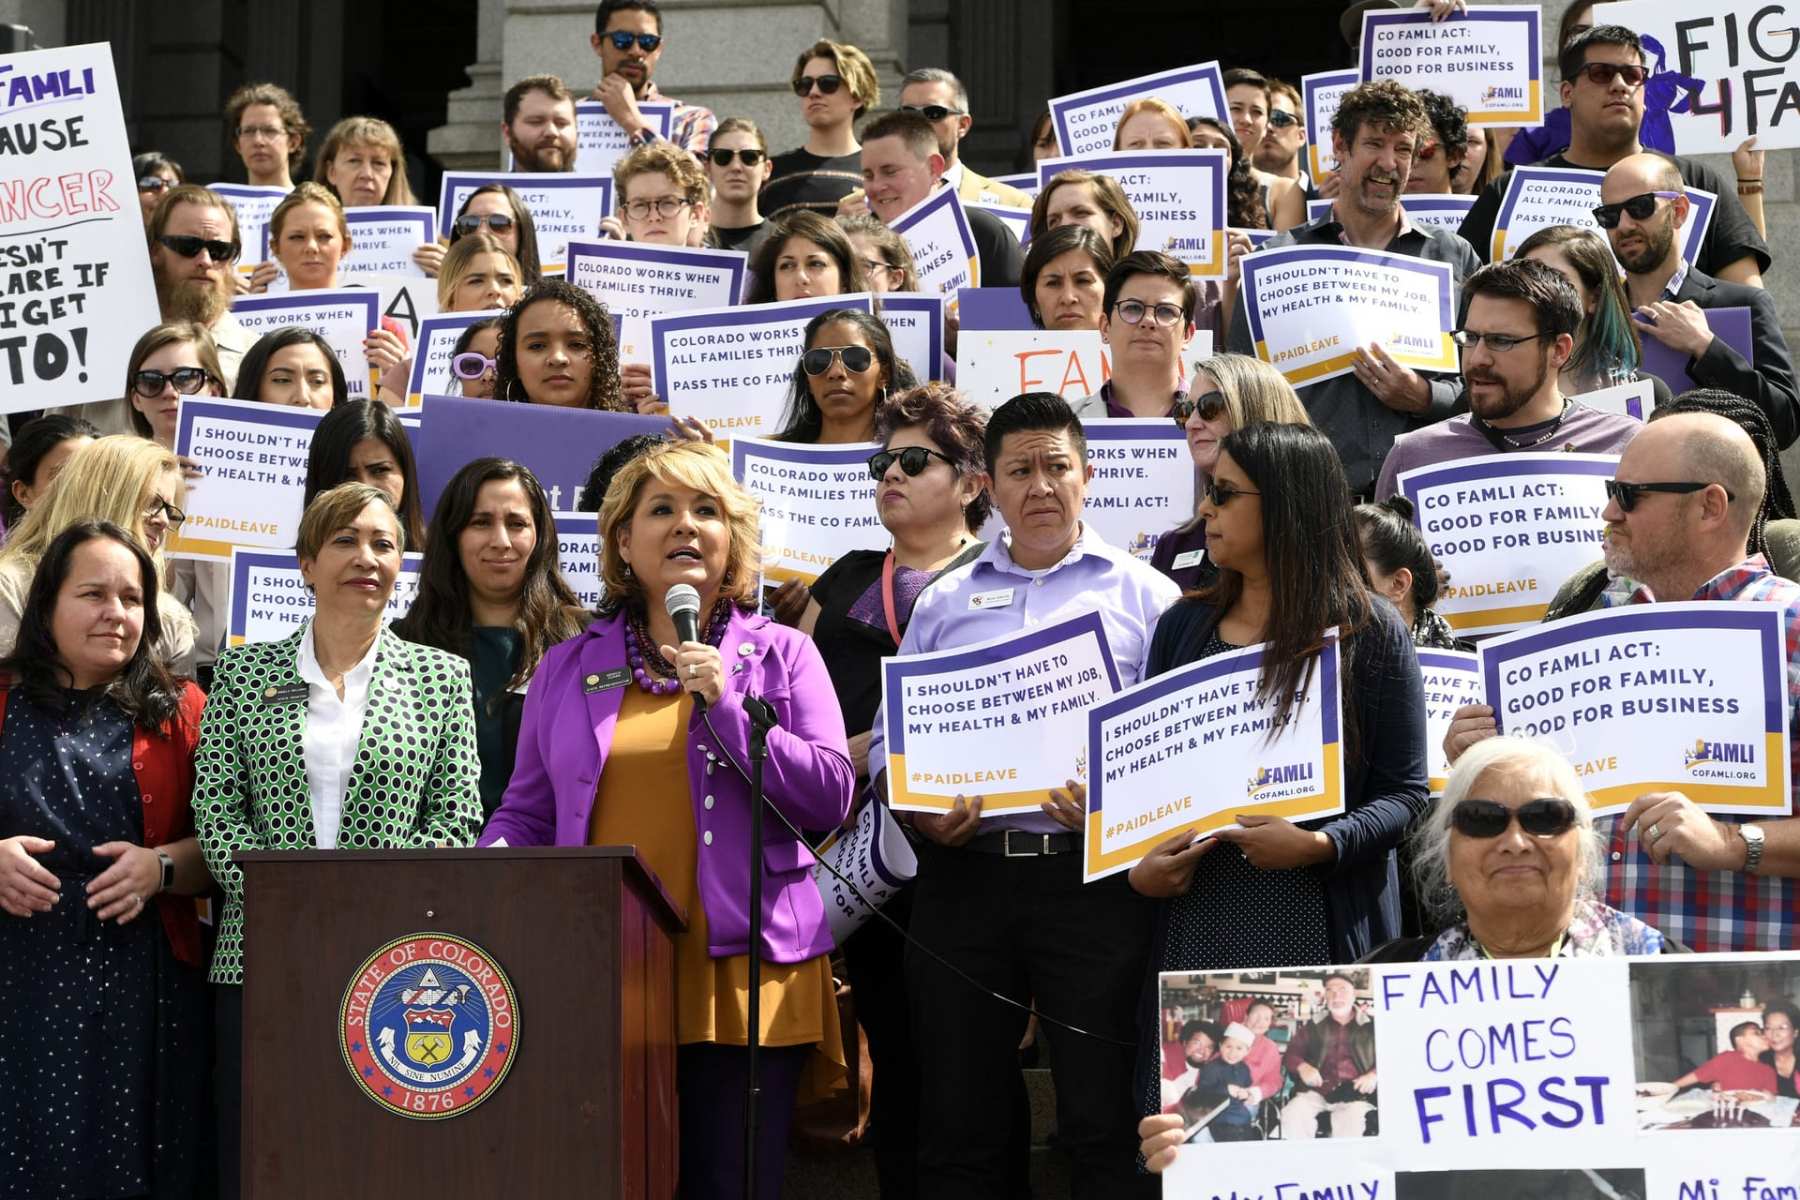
[{"xmin": 479, "ymin": 608, "xmax": 854, "ymax": 963}]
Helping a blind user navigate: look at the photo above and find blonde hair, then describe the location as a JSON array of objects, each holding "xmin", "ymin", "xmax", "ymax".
[
  {"xmin": 1114, "ymin": 98, "xmax": 1193, "ymax": 150},
  {"xmin": 268, "ymin": 181, "xmax": 351, "ymax": 253},
  {"xmin": 0, "ymin": 436, "xmax": 182, "ymax": 576},
  {"xmin": 615, "ymin": 140, "xmax": 708, "ymax": 207},
  {"xmin": 597, "ymin": 441, "xmax": 760, "ymax": 613},
  {"xmin": 1193, "ymin": 353, "xmax": 1310, "ymax": 432},
  {"xmin": 314, "ymin": 116, "xmax": 417, "ymax": 206},
  {"xmin": 296, "ymin": 481, "xmax": 404, "ymax": 561},
  {"xmin": 436, "ymin": 233, "xmax": 524, "ymax": 310},
  {"xmin": 792, "ymin": 40, "xmax": 880, "ymax": 118}
]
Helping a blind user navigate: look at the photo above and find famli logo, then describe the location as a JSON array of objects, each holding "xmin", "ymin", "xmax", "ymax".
[
  {"xmin": 1246, "ymin": 761, "xmax": 1315, "ymax": 799},
  {"xmin": 1482, "ymin": 85, "xmax": 1525, "ymax": 103},
  {"xmin": 1683, "ymin": 738, "xmax": 1757, "ymax": 771}
]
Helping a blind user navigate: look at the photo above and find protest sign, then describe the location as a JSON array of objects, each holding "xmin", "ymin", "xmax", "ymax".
[
  {"xmin": 226, "ymin": 548, "xmax": 422, "ymax": 646},
  {"xmin": 1049, "ymin": 62, "xmax": 1227, "ymax": 158},
  {"xmin": 404, "ymin": 308, "xmax": 504, "ymax": 405},
  {"xmin": 506, "ymin": 99, "xmax": 674, "ymax": 174},
  {"xmin": 1418, "ymin": 649, "xmax": 1484, "ymax": 793},
  {"xmin": 1302, "ymin": 68, "xmax": 1361, "ymax": 178},
  {"xmin": 1570, "ymin": 378, "xmax": 1656, "ymax": 423},
  {"xmin": 1400, "ymin": 194, "xmax": 1479, "ymax": 232},
  {"xmin": 1083, "ymin": 631, "xmax": 1343, "ymax": 881},
  {"xmin": 1239, "ymin": 245, "xmax": 1458, "ymax": 385},
  {"xmin": 167, "ymin": 398, "xmax": 321, "ymax": 561},
  {"xmin": 0, "ymin": 43, "xmax": 161, "ymax": 412},
  {"xmin": 1360, "ymin": 5, "xmax": 1545, "ymax": 125},
  {"xmin": 731, "ymin": 438, "xmax": 885, "ymax": 585},
  {"xmin": 990, "ymin": 172, "xmax": 1040, "ymax": 194},
  {"xmin": 565, "ymin": 238, "xmax": 748, "ymax": 360},
  {"xmin": 1479, "ymin": 602, "xmax": 1792, "ymax": 813},
  {"xmin": 1232, "ymin": 227, "xmax": 1281, "ymax": 250},
  {"xmin": 229, "ymin": 289, "xmax": 380, "ymax": 400},
  {"xmin": 1489, "ymin": 166, "xmax": 1717, "ymax": 262},
  {"xmin": 889, "ymin": 186, "xmax": 980, "ymax": 293},
  {"xmin": 1039, "ymin": 150, "xmax": 1229, "ymax": 277},
  {"xmin": 955, "ymin": 329, "xmax": 1110, "ymax": 406},
  {"xmin": 956, "ymin": 287, "xmax": 1035, "ymax": 331},
  {"xmin": 414, "ymin": 393, "xmax": 667, "ymax": 515},
  {"xmin": 1081, "ymin": 420, "xmax": 1195, "ymax": 563},
  {"xmin": 437, "ymin": 172, "xmax": 611, "ymax": 271},
  {"xmin": 1397, "ymin": 453, "xmax": 1616, "ymax": 637},
  {"xmin": 651, "ymin": 292, "xmax": 876, "ymax": 438},
  {"xmin": 335, "ymin": 207, "xmax": 435, "ymax": 280},
  {"xmin": 811, "ymin": 796, "xmax": 917, "ymax": 945},
  {"xmin": 1638, "ymin": 306, "xmax": 1754, "ymax": 395},
  {"xmin": 345, "ymin": 274, "xmax": 439, "ymax": 349},
  {"xmin": 1594, "ymin": 0, "xmax": 1800, "ymax": 154},
  {"xmin": 969, "ymin": 201, "xmax": 1030, "ymax": 243},
  {"xmin": 882, "ymin": 611, "xmax": 1122, "ymax": 814},
  {"xmin": 553, "ymin": 510, "xmax": 602, "ymax": 610},
  {"xmin": 208, "ymin": 183, "xmax": 289, "ymax": 278},
  {"xmin": 878, "ymin": 291, "xmax": 944, "ymax": 381}
]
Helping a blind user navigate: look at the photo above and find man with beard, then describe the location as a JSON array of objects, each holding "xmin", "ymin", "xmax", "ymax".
[
  {"xmin": 1227, "ymin": 80, "xmax": 1480, "ymax": 498},
  {"xmin": 1602, "ymin": 152, "xmax": 1798, "ymax": 449},
  {"xmin": 588, "ymin": 0, "xmax": 716, "ymax": 158},
  {"xmin": 1374, "ymin": 259, "xmax": 1638, "ymax": 498},
  {"xmin": 501, "ymin": 75, "xmax": 578, "ymax": 172}
]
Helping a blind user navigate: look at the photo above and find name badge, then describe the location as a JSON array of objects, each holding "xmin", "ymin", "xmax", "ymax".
[
  {"xmin": 1171, "ymin": 548, "xmax": 1207, "ymax": 570},
  {"xmin": 968, "ymin": 587, "xmax": 1016, "ymax": 611},
  {"xmin": 583, "ymin": 668, "xmax": 631, "ymax": 694},
  {"xmin": 261, "ymin": 682, "xmax": 310, "ymax": 706}
]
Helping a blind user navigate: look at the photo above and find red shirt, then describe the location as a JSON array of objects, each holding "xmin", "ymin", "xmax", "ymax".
[{"xmin": 1694, "ymin": 1050, "xmax": 1779, "ymax": 1093}]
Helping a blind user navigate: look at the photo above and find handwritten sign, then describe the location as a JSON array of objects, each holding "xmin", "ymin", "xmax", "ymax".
[
  {"xmin": 1490, "ymin": 166, "xmax": 1717, "ymax": 263},
  {"xmin": 651, "ymin": 292, "xmax": 876, "ymax": 438},
  {"xmin": 229, "ymin": 289, "xmax": 380, "ymax": 401},
  {"xmin": 879, "ymin": 291, "xmax": 945, "ymax": 382},
  {"xmin": 1085, "ymin": 632, "xmax": 1343, "ymax": 881},
  {"xmin": 1479, "ymin": 602, "xmax": 1793, "ymax": 814},
  {"xmin": 1360, "ymin": 5, "xmax": 1545, "ymax": 125},
  {"xmin": 553, "ymin": 510, "xmax": 602, "ymax": 610},
  {"xmin": 890, "ymin": 186, "xmax": 980, "ymax": 293},
  {"xmin": 955, "ymin": 329, "xmax": 1110, "ymax": 406},
  {"xmin": 882, "ymin": 611, "xmax": 1121, "ymax": 814},
  {"xmin": 0, "ymin": 43, "xmax": 161, "ymax": 412},
  {"xmin": 1396, "ymin": 453, "xmax": 1617, "ymax": 637},
  {"xmin": 404, "ymin": 308, "xmax": 505, "ymax": 405},
  {"xmin": 731, "ymin": 438, "xmax": 885, "ymax": 584},
  {"xmin": 167, "ymin": 398, "xmax": 321, "ymax": 561},
  {"xmin": 1419, "ymin": 648, "xmax": 1483, "ymax": 794},
  {"xmin": 565, "ymin": 238, "xmax": 748, "ymax": 359},
  {"xmin": 1049, "ymin": 62, "xmax": 1228, "ymax": 158},
  {"xmin": 226, "ymin": 548, "xmax": 421, "ymax": 645},
  {"xmin": 1303, "ymin": 68, "xmax": 1361, "ymax": 178},
  {"xmin": 1239, "ymin": 245, "xmax": 1457, "ymax": 385},
  {"xmin": 1081, "ymin": 420, "xmax": 1195, "ymax": 563},
  {"xmin": 506, "ymin": 99, "xmax": 674, "ymax": 174},
  {"xmin": 437, "ymin": 172, "xmax": 612, "ymax": 272},
  {"xmin": 1039, "ymin": 150, "xmax": 1229, "ymax": 277},
  {"xmin": 208, "ymin": 182, "xmax": 289, "ymax": 278}
]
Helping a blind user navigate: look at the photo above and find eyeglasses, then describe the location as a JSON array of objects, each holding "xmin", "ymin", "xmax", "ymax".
[
  {"xmin": 137, "ymin": 175, "xmax": 174, "ymax": 193},
  {"xmin": 142, "ymin": 495, "xmax": 187, "ymax": 530},
  {"xmin": 455, "ymin": 212, "xmax": 516, "ymax": 236},
  {"xmin": 1452, "ymin": 329, "xmax": 1547, "ymax": 352},
  {"xmin": 156, "ymin": 234, "xmax": 240, "ymax": 263},
  {"xmin": 1267, "ymin": 109, "xmax": 1299, "ymax": 129},
  {"xmin": 901, "ymin": 103, "xmax": 966, "ymax": 122},
  {"xmin": 237, "ymin": 124, "xmax": 286, "ymax": 142},
  {"xmin": 604, "ymin": 30, "xmax": 662, "ymax": 52},
  {"xmin": 451, "ymin": 352, "xmax": 497, "ymax": 381},
  {"xmin": 1603, "ymin": 479, "xmax": 1731, "ymax": 512},
  {"xmin": 802, "ymin": 345, "xmax": 874, "ymax": 375},
  {"xmin": 1592, "ymin": 190, "xmax": 1681, "ymax": 229},
  {"xmin": 1574, "ymin": 61, "xmax": 1648, "ymax": 88},
  {"xmin": 1112, "ymin": 299, "xmax": 1186, "ymax": 328},
  {"xmin": 1203, "ymin": 482, "xmax": 1260, "ymax": 506},
  {"xmin": 132, "ymin": 367, "xmax": 215, "ymax": 398},
  {"xmin": 622, "ymin": 196, "xmax": 691, "ymax": 221},
  {"xmin": 794, "ymin": 73, "xmax": 844, "ymax": 97},
  {"xmin": 868, "ymin": 446, "xmax": 957, "ymax": 479},
  {"xmin": 860, "ymin": 257, "xmax": 895, "ymax": 279},
  {"xmin": 707, "ymin": 147, "xmax": 766, "ymax": 167},
  {"xmin": 1172, "ymin": 390, "xmax": 1227, "ymax": 427},
  {"xmin": 1449, "ymin": 797, "xmax": 1579, "ymax": 839}
]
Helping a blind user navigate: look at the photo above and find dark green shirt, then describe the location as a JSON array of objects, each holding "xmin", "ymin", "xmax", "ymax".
[{"xmin": 470, "ymin": 626, "xmax": 524, "ymax": 816}]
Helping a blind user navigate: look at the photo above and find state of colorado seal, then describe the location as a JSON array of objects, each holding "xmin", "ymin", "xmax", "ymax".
[{"xmin": 338, "ymin": 933, "xmax": 518, "ymax": 1120}]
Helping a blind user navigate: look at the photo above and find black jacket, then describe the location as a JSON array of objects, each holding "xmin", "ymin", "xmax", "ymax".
[
  {"xmin": 1669, "ymin": 266, "xmax": 1799, "ymax": 449},
  {"xmin": 967, "ymin": 205, "xmax": 1025, "ymax": 289}
]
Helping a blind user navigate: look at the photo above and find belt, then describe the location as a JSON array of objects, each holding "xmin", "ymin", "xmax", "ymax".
[{"xmin": 965, "ymin": 829, "xmax": 1080, "ymax": 857}]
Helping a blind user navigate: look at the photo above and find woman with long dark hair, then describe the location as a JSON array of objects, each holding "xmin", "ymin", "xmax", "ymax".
[
  {"xmin": 745, "ymin": 210, "xmax": 872, "ymax": 305},
  {"xmin": 1189, "ymin": 116, "xmax": 1268, "ymax": 232},
  {"xmin": 492, "ymin": 278, "xmax": 628, "ymax": 411},
  {"xmin": 773, "ymin": 308, "xmax": 916, "ymax": 444},
  {"xmin": 1020, "ymin": 224, "xmax": 1114, "ymax": 331},
  {"xmin": 232, "ymin": 327, "xmax": 349, "ymax": 409},
  {"xmin": 303, "ymin": 399, "xmax": 426, "ymax": 549},
  {"xmin": 2, "ymin": 414, "xmax": 97, "ymax": 532},
  {"xmin": 449, "ymin": 183, "xmax": 543, "ymax": 283},
  {"xmin": 394, "ymin": 459, "xmax": 588, "ymax": 816}
]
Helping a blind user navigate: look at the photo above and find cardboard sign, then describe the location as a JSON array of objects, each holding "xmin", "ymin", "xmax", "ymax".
[
  {"xmin": 403, "ymin": 308, "xmax": 506, "ymax": 405},
  {"xmin": 229, "ymin": 288, "xmax": 381, "ymax": 401},
  {"xmin": 167, "ymin": 397, "xmax": 324, "ymax": 561},
  {"xmin": 553, "ymin": 510, "xmax": 602, "ymax": 610},
  {"xmin": 564, "ymin": 238, "xmax": 748, "ymax": 360},
  {"xmin": 1050, "ymin": 61, "xmax": 1228, "ymax": 158},
  {"xmin": 878, "ymin": 291, "xmax": 945, "ymax": 382},
  {"xmin": 1570, "ymin": 379, "xmax": 1656, "ymax": 423},
  {"xmin": 1038, "ymin": 150, "xmax": 1230, "ymax": 277},
  {"xmin": 334, "ymin": 206, "xmax": 436, "ymax": 280},
  {"xmin": 1360, "ymin": 5, "xmax": 1545, "ymax": 125},
  {"xmin": 1418, "ymin": 648, "xmax": 1484, "ymax": 794},
  {"xmin": 1081, "ymin": 420, "xmax": 1196, "ymax": 564},
  {"xmin": 955, "ymin": 329, "xmax": 1110, "ymax": 406},
  {"xmin": 505, "ymin": 99, "xmax": 674, "ymax": 173},
  {"xmin": 969, "ymin": 201, "xmax": 1031, "ymax": 242},
  {"xmin": 208, "ymin": 182, "xmax": 290, "ymax": 278}
]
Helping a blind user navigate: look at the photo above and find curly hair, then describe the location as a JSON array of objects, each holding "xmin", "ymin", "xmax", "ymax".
[
  {"xmin": 1330, "ymin": 79, "xmax": 1428, "ymax": 146},
  {"xmin": 874, "ymin": 383, "xmax": 993, "ymax": 530},
  {"xmin": 493, "ymin": 278, "xmax": 627, "ymax": 411},
  {"xmin": 226, "ymin": 82, "xmax": 311, "ymax": 173},
  {"xmin": 1188, "ymin": 116, "xmax": 1266, "ymax": 230},
  {"xmin": 1416, "ymin": 89, "xmax": 1469, "ymax": 174}
]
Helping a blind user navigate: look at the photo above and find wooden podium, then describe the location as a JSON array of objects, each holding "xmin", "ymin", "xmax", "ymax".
[{"xmin": 238, "ymin": 846, "xmax": 684, "ymax": 1198}]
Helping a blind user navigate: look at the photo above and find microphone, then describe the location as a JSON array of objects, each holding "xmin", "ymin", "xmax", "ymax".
[{"xmin": 664, "ymin": 584, "xmax": 705, "ymax": 710}]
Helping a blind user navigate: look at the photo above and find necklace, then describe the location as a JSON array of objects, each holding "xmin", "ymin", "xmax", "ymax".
[
  {"xmin": 624, "ymin": 598, "xmax": 733, "ymax": 695},
  {"xmin": 1471, "ymin": 398, "xmax": 1571, "ymax": 452}
]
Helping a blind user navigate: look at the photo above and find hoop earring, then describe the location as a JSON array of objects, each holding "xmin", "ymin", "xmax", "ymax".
[{"xmin": 504, "ymin": 378, "xmax": 525, "ymax": 403}]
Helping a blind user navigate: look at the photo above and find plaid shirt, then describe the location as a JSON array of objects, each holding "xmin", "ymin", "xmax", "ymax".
[
  {"xmin": 641, "ymin": 81, "xmax": 715, "ymax": 158},
  {"xmin": 1595, "ymin": 556, "xmax": 1800, "ymax": 951}
]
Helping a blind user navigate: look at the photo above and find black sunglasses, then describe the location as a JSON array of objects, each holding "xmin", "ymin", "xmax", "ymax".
[
  {"xmin": 708, "ymin": 147, "xmax": 766, "ymax": 167},
  {"xmin": 901, "ymin": 103, "xmax": 966, "ymax": 122},
  {"xmin": 794, "ymin": 73, "xmax": 844, "ymax": 97},
  {"xmin": 156, "ymin": 233, "xmax": 240, "ymax": 263},
  {"xmin": 1450, "ymin": 797, "xmax": 1579, "ymax": 839},
  {"xmin": 456, "ymin": 212, "xmax": 516, "ymax": 236},
  {"xmin": 132, "ymin": 367, "xmax": 215, "ymax": 398},
  {"xmin": 1172, "ymin": 390, "xmax": 1227, "ymax": 427},
  {"xmin": 1604, "ymin": 479, "xmax": 1729, "ymax": 512},
  {"xmin": 1575, "ymin": 62, "xmax": 1648, "ymax": 88},
  {"xmin": 868, "ymin": 446, "xmax": 957, "ymax": 480},
  {"xmin": 801, "ymin": 345, "xmax": 873, "ymax": 376},
  {"xmin": 1266, "ymin": 109, "xmax": 1299, "ymax": 129},
  {"xmin": 604, "ymin": 30, "xmax": 662, "ymax": 52},
  {"xmin": 1592, "ymin": 190, "xmax": 1679, "ymax": 229},
  {"xmin": 1203, "ymin": 482, "xmax": 1260, "ymax": 506}
]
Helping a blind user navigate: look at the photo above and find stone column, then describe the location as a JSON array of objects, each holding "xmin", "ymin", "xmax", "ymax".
[{"xmin": 428, "ymin": 0, "xmax": 508, "ymax": 172}]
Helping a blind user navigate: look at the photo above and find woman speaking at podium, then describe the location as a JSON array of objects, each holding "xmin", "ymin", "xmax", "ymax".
[
  {"xmin": 480, "ymin": 440, "xmax": 854, "ymax": 1199},
  {"xmin": 193, "ymin": 482, "xmax": 483, "ymax": 1197}
]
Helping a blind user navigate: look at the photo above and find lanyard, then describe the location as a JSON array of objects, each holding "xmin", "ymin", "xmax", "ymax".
[{"xmin": 880, "ymin": 550, "xmax": 902, "ymax": 646}]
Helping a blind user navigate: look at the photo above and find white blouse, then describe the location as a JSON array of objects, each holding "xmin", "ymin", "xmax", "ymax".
[{"xmin": 296, "ymin": 623, "xmax": 380, "ymax": 849}]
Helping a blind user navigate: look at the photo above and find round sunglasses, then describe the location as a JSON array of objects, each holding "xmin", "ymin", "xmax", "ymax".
[
  {"xmin": 1449, "ymin": 797, "xmax": 1579, "ymax": 839},
  {"xmin": 868, "ymin": 445, "xmax": 956, "ymax": 480},
  {"xmin": 801, "ymin": 345, "xmax": 873, "ymax": 376}
]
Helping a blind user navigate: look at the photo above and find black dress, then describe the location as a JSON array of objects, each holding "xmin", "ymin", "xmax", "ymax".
[{"xmin": 0, "ymin": 689, "xmax": 209, "ymax": 1199}]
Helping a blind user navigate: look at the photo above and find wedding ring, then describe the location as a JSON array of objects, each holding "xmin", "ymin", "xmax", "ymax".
[
  {"xmin": 1647, "ymin": 822, "xmax": 1662, "ymax": 842},
  {"xmin": 688, "ymin": 664, "xmax": 698, "ymax": 678}
]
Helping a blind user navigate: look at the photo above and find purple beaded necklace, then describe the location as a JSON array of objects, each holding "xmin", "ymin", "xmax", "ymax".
[{"xmin": 624, "ymin": 597, "xmax": 734, "ymax": 696}]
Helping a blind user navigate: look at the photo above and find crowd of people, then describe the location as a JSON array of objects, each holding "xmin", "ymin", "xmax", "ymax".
[{"xmin": 4, "ymin": 0, "xmax": 1800, "ymax": 1197}]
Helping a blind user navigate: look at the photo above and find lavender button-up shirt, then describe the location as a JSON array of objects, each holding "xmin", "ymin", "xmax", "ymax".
[{"xmin": 868, "ymin": 523, "xmax": 1180, "ymax": 834}]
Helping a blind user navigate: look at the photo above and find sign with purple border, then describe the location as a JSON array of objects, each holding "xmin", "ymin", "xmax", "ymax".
[
  {"xmin": 882, "ymin": 610, "xmax": 1122, "ymax": 814},
  {"xmin": 730, "ymin": 438, "xmax": 885, "ymax": 585},
  {"xmin": 1490, "ymin": 167, "xmax": 1716, "ymax": 263},
  {"xmin": 226, "ymin": 548, "xmax": 421, "ymax": 646},
  {"xmin": 1301, "ymin": 68, "xmax": 1360, "ymax": 179},
  {"xmin": 1637, "ymin": 306, "xmax": 1753, "ymax": 396},
  {"xmin": 1084, "ymin": 631, "xmax": 1343, "ymax": 882},
  {"xmin": 1418, "ymin": 648, "xmax": 1484, "ymax": 794},
  {"xmin": 1477, "ymin": 602, "xmax": 1792, "ymax": 814},
  {"xmin": 553, "ymin": 510, "xmax": 602, "ymax": 610},
  {"xmin": 970, "ymin": 201, "xmax": 1030, "ymax": 243},
  {"xmin": 436, "ymin": 172, "xmax": 612, "ymax": 271},
  {"xmin": 1081, "ymin": 420, "xmax": 1195, "ymax": 564},
  {"xmin": 229, "ymin": 288, "xmax": 380, "ymax": 401},
  {"xmin": 208, "ymin": 183, "xmax": 289, "ymax": 277},
  {"xmin": 1049, "ymin": 61, "xmax": 1227, "ymax": 159},
  {"xmin": 565, "ymin": 239, "xmax": 749, "ymax": 360},
  {"xmin": 168, "ymin": 397, "xmax": 330, "ymax": 562},
  {"xmin": 1039, "ymin": 150, "xmax": 1229, "ymax": 278},
  {"xmin": 889, "ymin": 186, "xmax": 980, "ymax": 293},
  {"xmin": 505, "ymin": 99, "xmax": 674, "ymax": 174},
  {"xmin": 1360, "ymin": 5, "xmax": 1544, "ymax": 126},
  {"xmin": 956, "ymin": 287, "xmax": 1035, "ymax": 332},
  {"xmin": 878, "ymin": 291, "xmax": 945, "ymax": 383},
  {"xmin": 404, "ymin": 308, "xmax": 506, "ymax": 405}
]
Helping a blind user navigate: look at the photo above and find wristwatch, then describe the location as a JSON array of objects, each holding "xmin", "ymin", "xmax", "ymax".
[
  {"xmin": 1740, "ymin": 823, "xmax": 1766, "ymax": 874},
  {"xmin": 156, "ymin": 850, "xmax": 175, "ymax": 893}
]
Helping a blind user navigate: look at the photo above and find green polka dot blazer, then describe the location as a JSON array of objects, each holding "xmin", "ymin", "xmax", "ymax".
[{"xmin": 192, "ymin": 626, "xmax": 483, "ymax": 985}]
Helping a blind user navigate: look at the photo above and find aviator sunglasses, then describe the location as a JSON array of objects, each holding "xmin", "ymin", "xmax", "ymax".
[
  {"xmin": 868, "ymin": 446, "xmax": 957, "ymax": 480},
  {"xmin": 1449, "ymin": 797, "xmax": 1579, "ymax": 839},
  {"xmin": 801, "ymin": 345, "xmax": 874, "ymax": 375}
]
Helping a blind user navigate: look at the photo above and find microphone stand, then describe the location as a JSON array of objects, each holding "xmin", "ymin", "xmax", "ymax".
[{"xmin": 739, "ymin": 693, "xmax": 779, "ymax": 1200}]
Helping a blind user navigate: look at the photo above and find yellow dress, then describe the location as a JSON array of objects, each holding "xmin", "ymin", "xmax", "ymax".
[{"xmin": 588, "ymin": 685, "xmax": 846, "ymax": 1100}]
